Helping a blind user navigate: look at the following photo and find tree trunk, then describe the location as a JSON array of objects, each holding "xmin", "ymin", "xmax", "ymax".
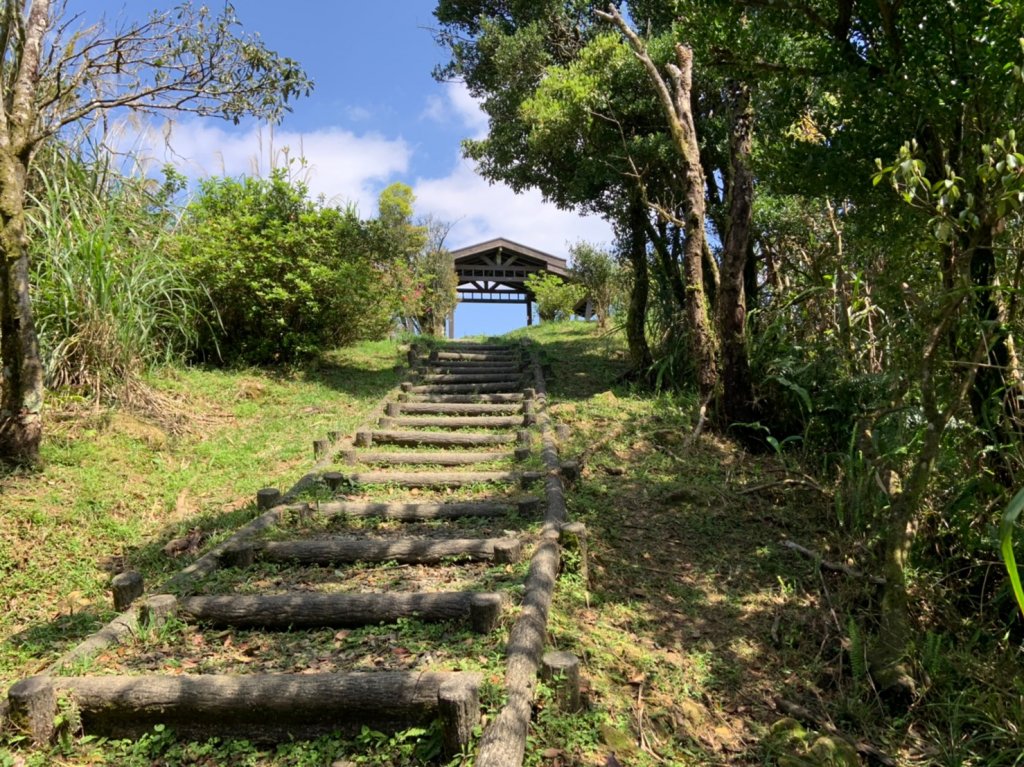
[
  {"xmin": 624, "ymin": 194, "xmax": 653, "ymax": 376},
  {"xmin": 0, "ymin": 170, "xmax": 44, "ymax": 465},
  {"xmin": 717, "ymin": 79, "xmax": 755, "ymax": 426}
]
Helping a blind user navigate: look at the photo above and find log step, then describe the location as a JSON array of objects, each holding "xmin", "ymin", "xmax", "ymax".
[
  {"xmin": 308, "ymin": 497, "xmax": 541, "ymax": 520},
  {"xmin": 393, "ymin": 402, "xmax": 523, "ymax": 415},
  {"xmin": 384, "ymin": 415, "xmax": 524, "ymax": 429},
  {"xmin": 346, "ymin": 470, "xmax": 536, "ymax": 488},
  {"xmin": 42, "ymin": 671, "xmax": 481, "ymax": 746},
  {"xmin": 345, "ymin": 449, "xmax": 515, "ymax": 466},
  {"xmin": 416, "ymin": 373, "xmax": 524, "ymax": 385},
  {"xmin": 401, "ymin": 392, "xmax": 525, "ymax": 404},
  {"xmin": 178, "ymin": 591, "xmax": 504, "ymax": 631},
  {"xmin": 424, "ymin": 363, "xmax": 524, "ymax": 374},
  {"xmin": 240, "ymin": 536, "xmax": 523, "ymax": 566},
  {"xmin": 433, "ymin": 352, "xmax": 517, "ymax": 362},
  {"xmin": 405, "ymin": 382, "xmax": 522, "ymax": 394},
  {"xmin": 366, "ymin": 430, "xmax": 517, "ymax": 447}
]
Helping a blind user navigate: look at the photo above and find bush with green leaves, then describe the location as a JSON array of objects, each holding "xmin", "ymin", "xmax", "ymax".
[
  {"xmin": 525, "ymin": 271, "xmax": 586, "ymax": 322},
  {"xmin": 569, "ymin": 241, "xmax": 621, "ymax": 328},
  {"xmin": 177, "ymin": 171, "xmax": 402, "ymax": 364}
]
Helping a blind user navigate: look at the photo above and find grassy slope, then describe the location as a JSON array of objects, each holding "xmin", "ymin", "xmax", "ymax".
[{"xmin": 3, "ymin": 324, "xmax": 1019, "ymax": 766}]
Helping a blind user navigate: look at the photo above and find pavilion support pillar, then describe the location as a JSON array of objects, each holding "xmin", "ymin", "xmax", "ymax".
[
  {"xmin": 448, "ymin": 308, "xmax": 455, "ymax": 339},
  {"xmin": 526, "ymin": 300, "xmax": 533, "ymax": 326}
]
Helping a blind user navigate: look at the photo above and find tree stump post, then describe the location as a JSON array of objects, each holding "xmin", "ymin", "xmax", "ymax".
[
  {"xmin": 7, "ymin": 675, "xmax": 55, "ymax": 744},
  {"xmin": 323, "ymin": 471, "xmax": 346, "ymax": 490},
  {"xmin": 355, "ymin": 430, "xmax": 372, "ymax": 447},
  {"xmin": 140, "ymin": 595, "xmax": 178, "ymax": 629},
  {"xmin": 469, "ymin": 593, "xmax": 503, "ymax": 633},
  {"xmin": 111, "ymin": 571, "xmax": 144, "ymax": 612},
  {"xmin": 492, "ymin": 538, "xmax": 523, "ymax": 564},
  {"xmin": 541, "ymin": 651, "xmax": 582, "ymax": 712},
  {"xmin": 522, "ymin": 387, "xmax": 536, "ymax": 400},
  {"xmin": 514, "ymin": 446, "xmax": 531, "ymax": 461},
  {"xmin": 220, "ymin": 542, "xmax": 256, "ymax": 569},
  {"xmin": 438, "ymin": 677, "xmax": 480, "ymax": 757},
  {"xmin": 517, "ymin": 497, "xmax": 541, "ymax": 516},
  {"xmin": 313, "ymin": 439, "xmax": 329, "ymax": 460},
  {"xmin": 560, "ymin": 461, "xmax": 580, "ymax": 485},
  {"xmin": 386, "ymin": 402, "xmax": 401, "ymax": 418},
  {"xmin": 256, "ymin": 488, "xmax": 281, "ymax": 510},
  {"xmin": 561, "ymin": 522, "xmax": 589, "ymax": 585}
]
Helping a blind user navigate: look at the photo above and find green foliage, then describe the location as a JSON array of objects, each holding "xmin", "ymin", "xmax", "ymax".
[
  {"xmin": 177, "ymin": 170, "xmax": 401, "ymax": 364},
  {"xmin": 569, "ymin": 241, "xmax": 621, "ymax": 328},
  {"xmin": 999, "ymin": 486, "xmax": 1024, "ymax": 619},
  {"xmin": 27, "ymin": 148, "xmax": 209, "ymax": 397},
  {"xmin": 524, "ymin": 272, "xmax": 585, "ymax": 322}
]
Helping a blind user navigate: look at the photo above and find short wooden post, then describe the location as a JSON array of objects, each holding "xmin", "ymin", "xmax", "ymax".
[
  {"xmin": 386, "ymin": 402, "xmax": 402, "ymax": 418},
  {"xmin": 397, "ymin": 392, "xmax": 409, "ymax": 403},
  {"xmin": 469, "ymin": 593, "xmax": 503, "ymax": 633},
  {"xmin": 522, "ymin": 399, "xmax": 535, "ymax": 416},
  {"xmin": 407, "ymin": 348, "xmax": 419, "ymax": 367},
  {"xmin": 378, "ymin": 417, "xmax": 395, "ymax": 430},
  {"xmin": 401, "ymin": 381, "xmax": 414, "ymax": 392},
  {"xmin": 492, "ymin": 538, "xmax": 522, "ymax": 564},
  {"xmin": 522, "ymin": 387, "xmax": 536, "ymax": 400},
  {"xmin": 522, "ymin": 412, "xmax": 537, "ymax": 427},
  {"xmin": 541, "ymin": 651, "xmax": 582, "ymax": 712},
  {"xmin": 256, "ymin": 487, "xmax": 281, "ymax": 510},
  {"xmin": 355, "ymin": 430, "xmax": 372, "ymax": 447},
  {"xmin": 514, "ymin": 446, "xmax": 531, "ymax": 461},
  {"xmin": 517, "ymin": 497, "xmax": 541, "ymax": 516},
  {"xmin": 560, "ymin": 460, "xmax": 580, "ymax": 485},
  {"xmin": 561, "ymin": 522, "xmax": 589, "ymax": 585},
  {"xmin": 7, "ymin": 675, "xmax": 55, "ymax": 744},
  {"xmin": 323, "ymin": 471, "xmax": 346, "ymax": 489},
  {"xmin": 313, "ymin": 439, "xmax": 329, "ymax": 460},
  {"xmin": 517, "ymin": 429, "xmax": 531, "ymax": 448},
  {"xmin": 438, "ymin": 677, "xmax": 480, "ymax": 757},
  {"xmin": 140, "ymin": 594, "xmax": 178, "ymax": 629},
  {"xmin": 220, "ymin": 542, "xmax": 256, "ymax": 569},
  {"xmin": 111, "ymin": 571, "xmax": 144, "ymax": 612}
]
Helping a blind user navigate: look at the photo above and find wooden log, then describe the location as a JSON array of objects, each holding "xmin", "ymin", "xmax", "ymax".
[
  {"xmin": 348, "ymin": 470, "xmax": 522, "ymax": 488},
  {"xmin": 323, "ymin": 471, "xmax": 345, "ymax": 490},
  {"xmin": 402, "ymin": 392, "xmax": 524, "ymax": 404},
  {"xmin": 514, "ymin": 446, "xmax": 532, "ymax": 461},
  {"xmin": 56, "ymin": 671, "xmax": 481, "ymax": 744},
  {"xmin": 541, "ymin": 652, "xmax": 582, "ymax": 712},
  {"xmin": 111, "ymin": 571, "xmax": 144, "ymax": 612},
  {"xmin": 220, "ymin": 542, "xmax": 256, "ymax": 568},
  {"xmin": 438, "ymin": 677, "xmax": 481, "ymax": 758},
  {"xmin": 406, "ymin": 382, "xmax": 522, "ymax": 395},
  {"xmin": 469, "ymin": 593, "xmax": 504, "ymax": 633},
  {"xmin": 139, "ymin": 595, "xmax": 178, "ymax": 629},
  {"xmin": 256, "ymin": 487, "xmax": 281, "ymax": 510},
  {"xmin": 346, "ymin": 450, "xmax": 514, "ymax": 466},
  {"xmin": 560, "ymin": 522, "xmax": 589, "ymax": 585},
  {"xmin": 355, "ymin": 430, "xmax": 373, "ymax": 447},
  {"xmin": 311, "ymin": 498, "xmax": 537, "ymax": 521},
  {"xmin": 434, "ymin": 351, "xmax": 517, "ymax": 362},
  {"xmin": 259, "ymin": 536, "xmax": 521, "ymax": 565},
  {"xmin": 7, "ymin": 675, "xmax": 55, "ymax": 744},
  {"xmin": 313, "ymin": 439, "xmax": 329, "ymax": 459},
  {"xmin": 178, "ymin": 591, "xmax": 502, "ymax": 630},
  {"xmin": 425, "ymin": 363, "xmax": 523, "ymax": 374},
  {"xmin": 417, "ymin": 373, "xmax": 523, "ymax": 385},
  {"xmin": 560, "ymin": 461, "xmax": 580, "ymax": 484},
  {"xmin": 387, "ymin": 415, "xmax": 523, "ymax": 429},
  {"xmin": 369, "ymin": 430, "xmax": 516, "ymax": 447},
  {"xmin": 386, "ymin": 401, "xmax": 402, "ymax": 417},
  {"xmin": 395, "ymin": 403, "xmax": 521, "ymax": 416}
]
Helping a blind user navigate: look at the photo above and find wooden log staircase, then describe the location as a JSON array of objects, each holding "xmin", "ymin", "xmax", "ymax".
[{"xmin": 6, "ymin": 340, "xmax": 576, "ymax": 766}]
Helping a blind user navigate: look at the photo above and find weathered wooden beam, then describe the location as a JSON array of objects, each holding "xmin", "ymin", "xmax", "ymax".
[
  {"xmin": 389, "ymin": 401, "xmax": 523, "ymax": 415},
  {"xmin": 54, "ymin": 671, "xmax": 481, "ymax": 746},
  {"xmin": 178, "ymin": 591, "xmax": 504, "ymax": 631},
  {"xmin": 255, "ymin": 536, "xmax": 522, "ymax": 565},
  {"xmin": 416, "ymin": 373, "xmax": 523, "ymax": 385},
  {"xmin": 434, "ymin": 351, "xmax": 517, "ymax": 362},
  {"xmin": 399, "ymin": 391, "xmax": 524, "ymax": 403},
  {"xmin": 369, "ymin": 430, "xmax": 516, "ymax": 447},
  {"xmin": 345, "ymin": 449, "xmax": 514, "ymax": 466},
  {"xmin": 311, "ymin": 498, "xmax": 540, "ymax": 521},
  {"xmin": 405, "ymin": 382, "xmax": 522, "ymax": 395},
  {"xmin": 385, "ymin": 415, "xmax": 524, "ymax": 429},
  {"xmin": 346, "ymin": 469, "xmax": 523, "ymax": 488}
]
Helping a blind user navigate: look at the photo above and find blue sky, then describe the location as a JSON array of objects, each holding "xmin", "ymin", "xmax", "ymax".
[{"xmin": 75, "ymin": 1, "xmax": 613, "ymax": 336}]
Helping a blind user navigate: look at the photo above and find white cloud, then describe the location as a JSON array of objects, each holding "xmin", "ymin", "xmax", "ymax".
[
  {"xmin": 125, "ymin": 119, "xmax": 411, "ymax": 213},
  {"xmin": 414, "ymin": 153, "xmax": 613, "ymax": 258},
  {"xmin": 421, "ymin": 82, "xmax": 488, "ymax": 140}
]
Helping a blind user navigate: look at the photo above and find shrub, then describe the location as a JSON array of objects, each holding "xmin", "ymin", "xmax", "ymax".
[
  {"xmin": 177, "ymin": 171, "xmax": 401, "ymax": 364},
  {"xmin": 525, "ymin": 272, "xmax": 586, "ymax": 322}
]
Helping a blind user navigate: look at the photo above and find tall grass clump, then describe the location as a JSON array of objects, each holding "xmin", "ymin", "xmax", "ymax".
[{"xmin": 27, "ymin": 148, "xmax": 212, "ymax": 407}]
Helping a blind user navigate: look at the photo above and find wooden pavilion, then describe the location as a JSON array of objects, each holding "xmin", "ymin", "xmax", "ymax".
[{"xmin": 447, "ymin": 237, "xmax": 572, "ymax": 338}]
